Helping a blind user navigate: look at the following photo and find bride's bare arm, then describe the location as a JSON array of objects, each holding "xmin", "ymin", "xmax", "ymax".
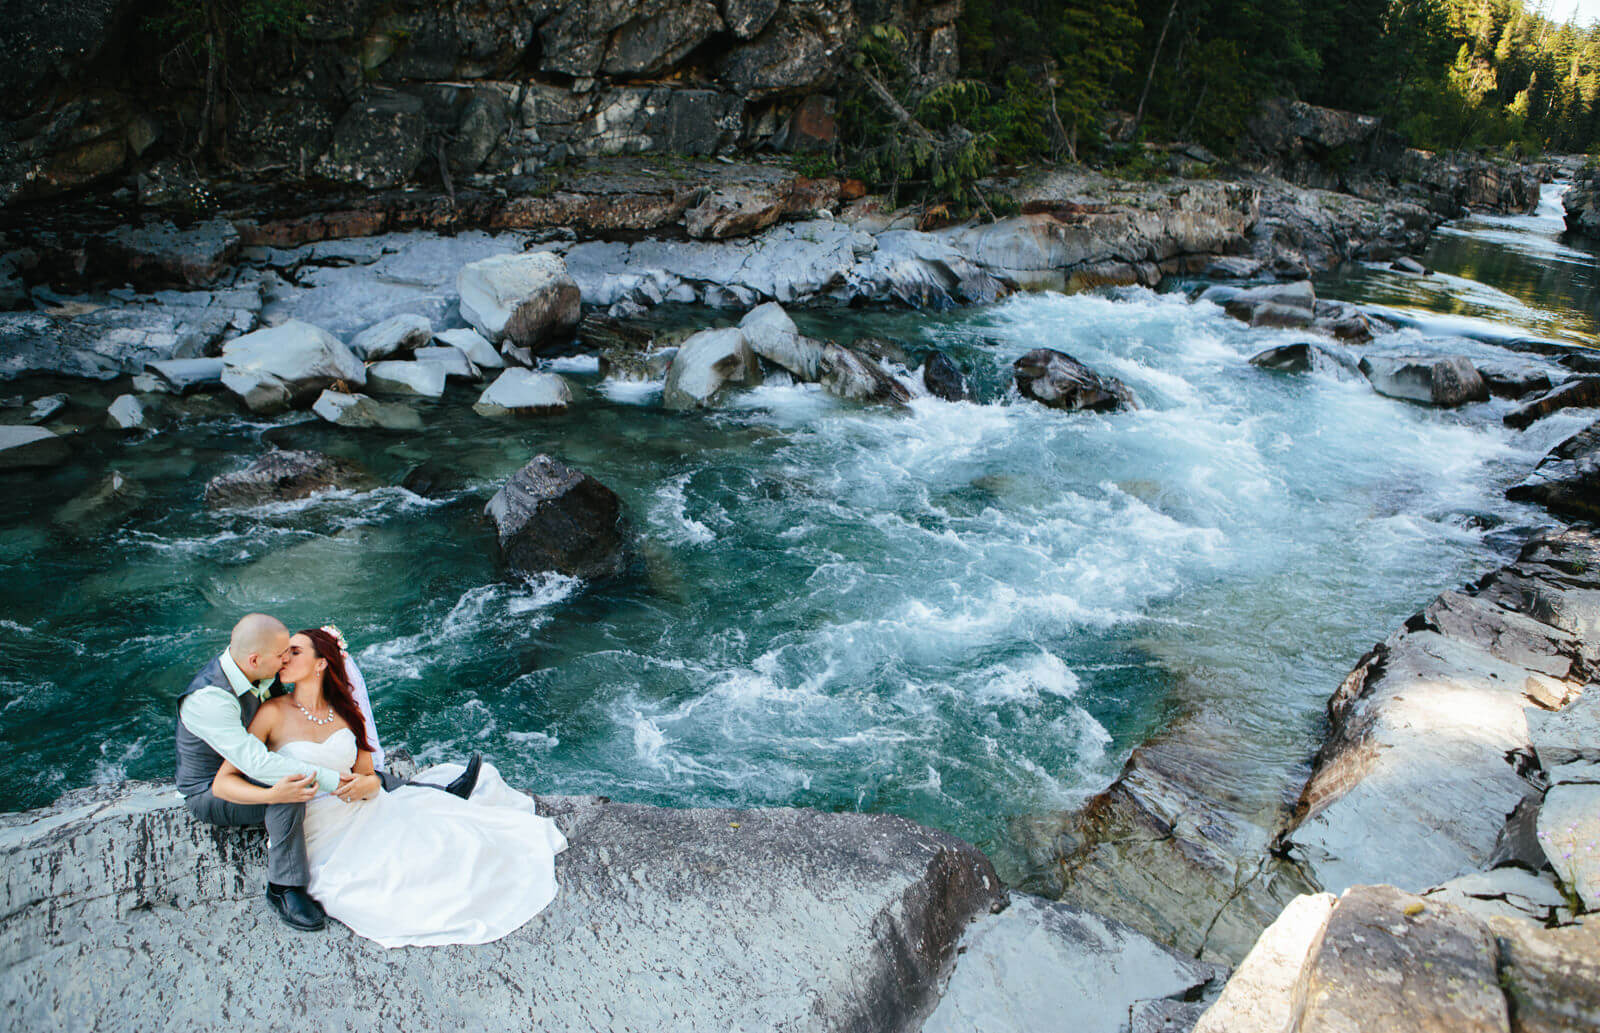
[
  {"xmin": 210, "ymin": 705, "xmax": 318, "ymax": 806},
  {"xmin": 331, "ymin": 747, "xmax": 381, "ymax": 803}
]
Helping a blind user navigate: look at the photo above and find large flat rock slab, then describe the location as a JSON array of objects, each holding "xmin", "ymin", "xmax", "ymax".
[{"xmin": 2, "ymin": 782, "xmax": 1002, "ymax": 1032}]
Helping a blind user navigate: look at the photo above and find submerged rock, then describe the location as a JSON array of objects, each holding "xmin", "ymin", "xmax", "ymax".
[
  {"xmin": 310, "ymin": 390, "xmax": 423, "ymax": 431},
  {"xmin": 457, "ymin": 252, "xmax": 582, "ymax": 353},
  {"xmin": 1013, "ymin": 348, "xmax": 1138, "ymax": 412},
  {"xmin": 473, "ymin": 370, "xmax": 574, "ymax": 416},
  {"xmin": 1503, "ymin": 376, "xmax": 1600, "ymax": 430},
  {"xmin": 922, "ymin": 894, "xmax": 1219, "ymax": 1033},
  {"xmin": 1359, "ymin": 354, "xmax": 1488, "ymax": 407},
  {"xmin": 485, "ymin": 455, "xmax": 632, "ymax": 580},
  {"xmin": 818, "ymin": 343, "xmax": 910, "ymax": 406},
  {"xmin": 202, "ymin": 449, "xmax": 369, "ymax": 508},
  {"xmin": 53, "ymin": 471, "xmax": 145, "ymax": 537},
  {"xmin": 662, "ymin": 328, "xmax": 761, "ymax": 410},
  {"xmin": 0, "ymin": 425, "xmax": 69, "ymax": 470},
  {"xmin": 0, "ymin": 783, "xmax": 1001, "ymax": 1033}
]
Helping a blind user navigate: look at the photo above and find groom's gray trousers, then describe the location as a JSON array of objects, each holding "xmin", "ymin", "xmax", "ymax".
[{"xmin": 184, "ymin": 790, "xmax": 310, "ymax": 887}]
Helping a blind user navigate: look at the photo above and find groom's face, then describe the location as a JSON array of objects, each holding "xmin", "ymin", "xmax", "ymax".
[{"xmin": 246, "ymin": 631, "xmax": 293, "ymax": 681}]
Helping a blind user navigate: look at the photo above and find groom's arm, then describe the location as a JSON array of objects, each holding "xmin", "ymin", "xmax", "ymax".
[{"xmin": 179, "ymin": 689, "xmax": 341, "ymax": 792}]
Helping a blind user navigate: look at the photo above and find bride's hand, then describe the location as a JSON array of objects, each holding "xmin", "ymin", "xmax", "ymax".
[{"xmin": 333, "ymin": 772, "xmax": 381, "ymax": 804}]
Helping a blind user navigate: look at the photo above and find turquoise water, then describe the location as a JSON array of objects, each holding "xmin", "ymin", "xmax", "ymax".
[{"xmin": 1, "ymin": 186, "xmax": 1593, "ymax": 882}]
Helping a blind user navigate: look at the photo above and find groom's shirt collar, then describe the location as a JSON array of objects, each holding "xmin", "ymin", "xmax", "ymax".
[{"xmin": 218, "ymin": 651, "xmax": 273, "ymax": 700}]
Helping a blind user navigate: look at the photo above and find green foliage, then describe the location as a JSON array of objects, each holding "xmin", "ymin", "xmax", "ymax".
[{"xmin": 146, "ymin": 0, "xmax": 307, "ymax": 60}]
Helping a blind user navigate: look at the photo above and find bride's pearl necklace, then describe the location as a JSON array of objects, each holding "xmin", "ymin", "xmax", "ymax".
[{"xmin": 293, "ymin": 699, "xmax": 336, "ymax": 726}]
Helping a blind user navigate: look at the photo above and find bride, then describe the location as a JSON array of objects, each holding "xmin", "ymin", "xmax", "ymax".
[{"xmin": 211, "ymin": 626, "xmax": 567, "ymax": 947}]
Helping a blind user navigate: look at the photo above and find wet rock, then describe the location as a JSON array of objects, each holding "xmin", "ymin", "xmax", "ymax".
[
  {"xmin": 685, "ymin": 185, "xmax": 787, "ymax": 240},
  {"xmin": 662, "ymin": 328, "xmax": 761, "ymax": 410},
  {"xmin": 1359, "ymin": 354, "xmax": 1489, "ymax": 407},
  {"xmin": 146, "ymin": 358, "xmax": 225, "ymax": 395},
  {"xmin": 922, "ymin": 350, "xmax": 970, "ymax": 402},
  {"xmin": 1191, "ymin": 892, "xmax": 1336, "ymax": 1033},
  {"xmin": 1014, "ymin": 348, "xmax": 1138, "ymax": 412},
  {"xmin": 435, "ymin": 327, "xmax": 504, "ymax": 370},
  {"xmin": 1292, "ymin": 885, "xmax": 1508, "ymax": 1033},
  {"xmin": 457, "ymin": 252, "xmax": 582, "ymax": 352},
  {"xmin": 818, "ymin": 343, "xmax": 910, "ymax": 406},
  {"xmin": 740, "ymin": 302, "xmax": 821, "ymax": 381},
  {"xmin": 0, "ymin": 425, "xmax": 69, "ymax": 470},
  {"xmin": 1506, "ymin": 419, "xmax": 1600, "ymax": 522},
  {"xmin": 221, "ymin": 320, "xmax": 366, "ymax": 414},
  {"xmin": 484, "ymin": 455, "xmax": 632, "ymax": 580},
  {"xmin": 1249, "ymin": 342, "xmax": 1358, "ymax": 377},
  {"xmin": 347, "ymin": 313, "xmax": 433, "ymax": 361},
  {"xmin": 0, "ymin": 781, "xmax": 1001, "ymax": 1033},
  {"xmin": 1206, "ymin": 280, "xmax": 1316, "ymax": 328},
  {"xmin": 203, "ymin": 449, "xmax": 369, "ymax": 508},
  {"xmin": 366, "ymin": 360, "xmax": 447, "ymax": 399},
  {"xmin": 314, "ymin": 93, "xmax": 428, "ymax": 190},
  {"xmin": 1391, "ymin": 256, "xmax": 1431, "ymax": 275},
  {"xmin": 851, "ymin": 337, "xmax": 910, "ymax": 368},
  {"xmin": 311, "ymin": 390, "xmax": 422, "ymax": 431},
  {"xmin": 1476, "ymin": 360, "xmax": 1554, "ymax": 400},
  {"xmin": 1503, "ymin": 376, "xmax": 1600, "ymax": 430},
  {"xmin": 473, "ymin": 370, "xmax": 574, "ymax": 416},
  {"xmin": 106, "ymin": 218, "xmax": 241, "ymax": 288},
  {"xmin": 923, "ymin": 894, "xmax": 1219, "ymax": 1033},
  {"xmin": 412, "ymin": 345, "xmax": 479, "ymax": 381},
  {"xmin": 26, "ymin": 394, "xmax": 68, "ymax": 423},
  {"xmin": 400, "ymin": 462, "xmax": 465, "ymax": 499},
  {"xmin": 105, "ymin": 394, "xmax": 146, "ymax": 430}
]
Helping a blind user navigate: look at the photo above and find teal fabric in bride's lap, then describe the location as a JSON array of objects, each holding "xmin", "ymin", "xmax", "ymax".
[{"xmin": 283, "ymin": 729, "xmax": 568, "ymax": 948}]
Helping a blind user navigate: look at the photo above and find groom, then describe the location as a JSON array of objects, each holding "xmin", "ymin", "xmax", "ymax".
[{"xmin": 175, "ymin": 613, "xmax": 478, "ymax": 931}]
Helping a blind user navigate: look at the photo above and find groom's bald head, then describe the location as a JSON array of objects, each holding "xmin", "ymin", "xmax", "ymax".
[{"xmin": 230, "ymin": 613, "xmax": 291, "ymax": 680}]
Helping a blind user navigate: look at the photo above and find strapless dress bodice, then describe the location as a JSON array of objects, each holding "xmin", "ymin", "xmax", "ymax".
[{"xmin": 278, "ymin": 727, "xmax": 357, "ymax": 772}]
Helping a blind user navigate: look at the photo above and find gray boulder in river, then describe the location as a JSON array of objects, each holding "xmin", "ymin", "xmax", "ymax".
[
  {"xmin": 0, "ymin": 784, "xmax": 1003, "ymax": 1032},
  {"xmin": 485, "ymin": 455, "xmax": 632, "ymax": 580},
  {"xmin": 1507, "ymin": 418, "xmax": 1600, "ymax": 522},
  {"xmin": 203, "ymin": 449, "xmax": 370, "ymax": 508},
  {"xmin": 1358, "ymin": 354, "xmax": 1488, "ymax": 407},
  {"xmin": 662, "ymin": 327, "xmax": 762, "ymax": 409},
  {"xmin": 457, "ymin": 252, "xmax": 582, "ymax": 354},
  {"xmin": 220, "ymin": 319, "xmax": 367, "ymax": 414},
  {"xmin": 1013, "ymin": 348, "xmax": 1139, "ymax": 412},
  {"xmin": 818, "ymin": 342, "xmax": 912, "ymax": 406},
  {"xmin": 922, "ymin": 350, "xmax": 971, "ymax": 402}
]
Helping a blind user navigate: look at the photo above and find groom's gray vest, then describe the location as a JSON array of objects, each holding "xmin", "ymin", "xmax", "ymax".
[{"xmin": 174, "ymin": 655, "xmax": 283, "ymax": 797}]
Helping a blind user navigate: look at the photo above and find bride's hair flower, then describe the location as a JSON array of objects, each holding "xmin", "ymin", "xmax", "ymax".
[{"xmin": 320, "ymin": 624, "xmax": 349, "ymax": 654}]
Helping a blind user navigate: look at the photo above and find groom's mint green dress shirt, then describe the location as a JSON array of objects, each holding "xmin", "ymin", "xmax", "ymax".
[{"xmin": 178, "ymin": 651, "xmax": 341, "ymax": 793}]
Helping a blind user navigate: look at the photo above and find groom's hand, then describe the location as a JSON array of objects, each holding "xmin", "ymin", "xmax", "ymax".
[{"xmin": 266, "ymin": 773, "xmax": 317, "ymax": 804}]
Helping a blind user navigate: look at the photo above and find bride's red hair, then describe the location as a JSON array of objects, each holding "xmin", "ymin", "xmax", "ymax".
[{"xmin": 297, "ymin": 627, "xmax": 374, "ymax": 753}]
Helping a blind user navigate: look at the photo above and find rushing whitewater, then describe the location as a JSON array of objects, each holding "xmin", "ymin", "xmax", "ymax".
[{"xmin": 0, "ymin": 188, "xmax": 1592, "ymax": 882}]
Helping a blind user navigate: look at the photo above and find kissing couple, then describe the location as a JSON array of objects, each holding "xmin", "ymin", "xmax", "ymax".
[{"xmin": 175, "ymin": 613, "xmax": 567, "ymax": 947}]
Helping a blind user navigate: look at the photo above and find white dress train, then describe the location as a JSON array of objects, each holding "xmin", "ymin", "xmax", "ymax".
[{"xmin": 277, "ymin": 729, "xmax": 567, "ymax": 948}]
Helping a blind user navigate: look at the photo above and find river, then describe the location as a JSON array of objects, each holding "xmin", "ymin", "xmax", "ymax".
[{"xmin": 1, "ymin": 185, "xmax": 1593, "ymax": 886}]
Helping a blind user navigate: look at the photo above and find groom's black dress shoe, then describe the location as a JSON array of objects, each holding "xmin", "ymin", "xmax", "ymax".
[
  {"xmin": 444, "ymin": 753, "xmax": 482, "ymax": 799},
  {"xmin": 267, "ymin": 884, "xmax": 326, "ymax": 931}
]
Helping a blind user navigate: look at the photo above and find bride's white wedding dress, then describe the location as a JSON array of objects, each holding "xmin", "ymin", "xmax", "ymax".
[{"xmin": 278, "ymin": 728, "xmax": 567, "ymax": 948}]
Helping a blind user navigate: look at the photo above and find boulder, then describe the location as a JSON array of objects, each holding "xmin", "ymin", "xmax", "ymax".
[
  {"xmin": 740, "ymin": 303, "xmax": 822, "ymax": 381},
  {"xmin": 1507, "ymin": 419, "xmax": 1600, "ymax": 522},
  {"xmin": 685, "ymin": 185, "xmax": 788, "ymax": 240},
  {"xmin": 202, "ymin": 449, "xmax": 369, "ymax": 508},
  {"xmin": 457, "ymin": 252, "xmax": 582, "ymax": 353},
  {"xmin": 412, "ymin": 346, "xmax": 480, "ymax": 381},
  {"xmin": 1013, "ymin": 348, "xmax": 1138, "ymax": 412},
  {"xmin": 400, "ymin": 462, "xmax": 466, "ymax": 499},
  {"xmin": 314, "ymin": 94, "xmax": 428, "ymax": 190},
  {"xmin": 365, "ymin": 361, "xmax": 448, "ymax": 399},
  {"xmin": 0, "ymin": 782, "xmax": 1002, "ymax": 1033},
  {"xmin": 922, "ymin": 894, "xmax": 1219, "ymax": 1033},
  {"xmin": 26, "ymin": 394, "xmax": 67, "ymax": 423},
  {"xmin": 1191, "ymin": 893, "xmax": 1336, "ymax": 1033},
  {"xmin": 1476, "ymin": 360, "xmax": 1554, "ymax": 400},
  {"xmin": 1489, "ymin": 913, "xmax": 1600, "ymax": 1033},
  {"xmin": 485, "ymin": 455, "xmax": 632, "ymax": 580},
  {"xmin": 0, "ymin": 425, "xmax": 69, "ymax": 470},
  {"xmin": 1359, "ymin": 355, "xmax": 1489, "ymax": 407},
  {"xmin": 146, "ymin": 357, "xmax": 226, "ymax": 395},
  {"xmin": 105, "ymin": 394, "xmax": 146, "ymax": 431},
  {"xmin": 1503, "ymin": 376, "xmax": 1600, "ymax": 430},
  {"xmin": 818, "ymin": 343, "xmax": 911, "ymax": 406},
  {"xmin": 1291, "ymin": 885, "xmax": 1508, "ymax": 1033},
  {"xmin": 1538, "ymin": 780, "xmax": 1600, "ymax": 911},
  {"xmin": 435, "ymin": 328, "xmax": 505, "ymax": 370},
  {"xmin": 662, "ymin": 328, "xmax": 761, "ymax": 410},
  {"xmin": 1391, "ymin": 256, "xmax": 1431, "ymax": 275},
  {"xmin": 221, "ymin": 320, "xmax": 366, "ymax": 413},
  {"xmin": 922, "ymin": 350, "xmax": 970, "ymax": 402},
  {"xmin": 1309, "ymin": 301, "xmax": 1374, "ymax": 341},
  {"xmin": 310, "ymin": 390, "xmax": 423, "ymax": 431},
  {"xmin": 1249, "ymin": 342, "xmax": 1358, "ymax": 377},
  {"xmin": 1205, "ymin": 280, "xmax": 1316, "ymax": 327},
  {"xmin": 473, "ymin": 370, "xmax": 574, "ymax": 416},
  {"xmin": 347, "ymin": 313, "xmax": 434, "ymax": 361}
]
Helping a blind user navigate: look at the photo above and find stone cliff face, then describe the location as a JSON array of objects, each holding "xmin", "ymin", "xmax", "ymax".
[{"xmin": 0, "ymin": 0, "xmax": 960, "ymax": 205}]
